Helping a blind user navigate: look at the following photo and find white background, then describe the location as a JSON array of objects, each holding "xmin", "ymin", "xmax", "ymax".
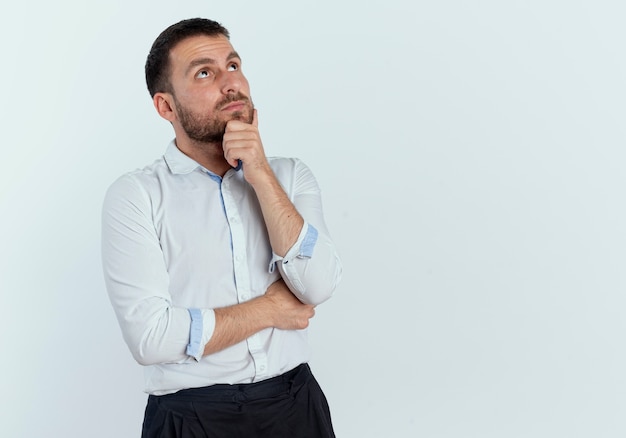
[{"xmin": 2, "ymin": 1, "xmax": 625, "ymax": 437}]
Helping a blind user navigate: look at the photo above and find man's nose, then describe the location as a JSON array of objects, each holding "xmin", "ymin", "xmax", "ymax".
[{"xmin": 220, "ymin": 72, "xmax": 242, "ymax": 95}]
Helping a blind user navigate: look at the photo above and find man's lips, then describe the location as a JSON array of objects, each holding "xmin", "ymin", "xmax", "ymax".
[{"xmin": 220, "ymin": 101, "xmax": 247, "ymax": 111}]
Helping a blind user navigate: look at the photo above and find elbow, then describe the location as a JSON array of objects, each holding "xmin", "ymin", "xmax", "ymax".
[
  {"xmin": 124, "ymin": 325, "xmax": 186, "ymax": 366},
  {"xmin": 117, "ymin": 303, "xmax": 192, "ymax": 366},
  {"xmin": 132, "ymin": 350, "xmax": 160, "ymax": 367},
  {"xmin": 132, "ymin": 352, "xmax": 155, "ymax": 367},
  {"xmin": 116, "ymin": 315, "xmax": 163, "ymax": 365},
  {"xmin": 299, "ymin": 259, "xmax": 342, "ymax": 306},
  {"xmin": 126, "ymin": 337, "xmax": 165, "ymax": 366},
  {"xmin": 300, "ymin": 290, "xmax": 332, "ymax": 306}
]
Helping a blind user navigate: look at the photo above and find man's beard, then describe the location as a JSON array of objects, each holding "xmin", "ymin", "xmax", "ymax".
[{"xmin": 174, "ymin": 92, "xmax": 253, "ymax": 144}]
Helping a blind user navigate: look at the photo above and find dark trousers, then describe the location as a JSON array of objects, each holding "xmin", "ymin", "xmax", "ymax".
[{"xmin": 141, "ymin": 364, "xmax": 335, "ymax": 438}]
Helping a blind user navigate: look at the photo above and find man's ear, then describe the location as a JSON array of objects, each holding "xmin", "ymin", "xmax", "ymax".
[{"xmin": 153, "ymin": 92, "xmax": 176, "ymax": 122}]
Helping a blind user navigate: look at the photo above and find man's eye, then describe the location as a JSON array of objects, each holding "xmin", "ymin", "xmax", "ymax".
[
  {"xmin": 196, "ymin": 70, "xmax": 210, "ymax": 79},
  {"xmin": 227, "ymin": 63, "xmax": 238, "ymax": 72}
]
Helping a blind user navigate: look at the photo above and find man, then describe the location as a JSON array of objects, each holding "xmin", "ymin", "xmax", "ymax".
[{"xmin": 101, "ymin": 18, "xmax": 342, "ymax": 438}]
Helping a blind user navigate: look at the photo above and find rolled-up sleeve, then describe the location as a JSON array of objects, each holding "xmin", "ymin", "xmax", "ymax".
[
  {"xmin": 101, "ymin": 175, "xmax": 215, "ymax": 365},
  {"xmin": 269, "ymin": 159, "xmax": 343, "ymax": 305}
]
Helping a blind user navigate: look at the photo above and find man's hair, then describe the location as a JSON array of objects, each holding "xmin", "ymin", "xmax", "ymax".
[{"xmin": 145, "ymin": 18, "xmax": 230, "ymax": 98}]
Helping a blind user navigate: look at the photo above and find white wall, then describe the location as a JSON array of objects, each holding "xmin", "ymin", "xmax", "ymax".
[{"xmin": 2, "ymin": 1, "xmax": 625, "ymax": 437}]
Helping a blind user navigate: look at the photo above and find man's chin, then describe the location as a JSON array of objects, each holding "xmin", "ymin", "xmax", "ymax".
[{"xmin": 228, "ymin": 108, "xmax": 253, "ymax": 124}]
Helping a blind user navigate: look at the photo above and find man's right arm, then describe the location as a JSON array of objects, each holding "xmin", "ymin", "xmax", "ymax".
[{"xmin": 203, "ymin": 279, "xmax": 314, "ymax": 355}]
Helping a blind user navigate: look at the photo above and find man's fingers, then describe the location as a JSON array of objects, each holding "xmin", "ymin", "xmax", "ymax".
[
  {"xmin": 222, "ymin": 109, "xmax": 267, "ymax": 180},
  {"xmin": 225, "ymin": 109, "xmax": 257, "ymax": 132}
]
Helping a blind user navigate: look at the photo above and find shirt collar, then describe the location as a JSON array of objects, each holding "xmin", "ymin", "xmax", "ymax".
[{"xmin": 164, "ymin": 140, "xmax": 202, "ymax": 175}]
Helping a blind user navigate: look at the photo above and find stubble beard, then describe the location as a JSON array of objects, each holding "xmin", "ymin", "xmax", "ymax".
[{"xmin": 174, "ymin": 92, "xmax": 254, "ymax": 145}]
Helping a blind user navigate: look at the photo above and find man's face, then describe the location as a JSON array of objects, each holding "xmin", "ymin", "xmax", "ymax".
[{"xmin": 167, "ymin": 34, "xmax": 253, "ymax": 143}]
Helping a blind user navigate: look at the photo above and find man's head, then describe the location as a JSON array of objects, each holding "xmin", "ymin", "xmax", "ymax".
[
  {"xmin": 145, "ymin": 18, "xmax": 230, "ymax": 98},
  {"xmin": 146, "ymin": 18, "xmax": 254, "ymax": 145}
]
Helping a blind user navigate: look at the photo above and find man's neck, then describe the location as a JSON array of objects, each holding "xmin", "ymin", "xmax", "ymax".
[{"xmin": 176, "ymin": 137, "xmax": 232, "ymax": 177}]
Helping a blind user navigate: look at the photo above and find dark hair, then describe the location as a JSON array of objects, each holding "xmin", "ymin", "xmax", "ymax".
[{"xmin": 145, "ymin": 18, "xmax": 230, "ymax": 97}]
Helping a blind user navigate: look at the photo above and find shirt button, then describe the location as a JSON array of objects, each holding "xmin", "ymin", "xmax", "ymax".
[
  {"xmin": 241, "ymin": 294, "xmax": 249, "ymax": 301},
  {"xmin": 259, "ymin": 365, "xmax": 266, "ymax": 372}
]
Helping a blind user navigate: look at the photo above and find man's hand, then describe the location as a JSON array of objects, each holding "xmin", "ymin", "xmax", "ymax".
[
  {"xmin": 223, "ymin": 109, "xmax": 272, "ymax": 186},
  {"xmin": 264, "ymin": 278, "xmax": 315, "ymax": 330}
]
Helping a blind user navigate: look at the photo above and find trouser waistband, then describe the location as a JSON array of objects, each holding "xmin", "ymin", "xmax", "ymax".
[{"xmin": 153, "ymin": 363, "xmax": 311, "ymax": 404}]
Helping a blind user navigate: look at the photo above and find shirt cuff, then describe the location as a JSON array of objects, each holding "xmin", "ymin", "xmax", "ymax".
[
  {"xmin": 186, "ymin": 308, "xmax": 215, "ymax": 361},
  {"xmin": 268, "ymin": 223, "xmax": 318, "ymax": 273}
]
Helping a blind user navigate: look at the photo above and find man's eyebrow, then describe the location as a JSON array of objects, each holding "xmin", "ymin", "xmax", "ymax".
[
  {"xmin": 227, "ymin": 51, "xmax": 241, "ymax": 61},
  {"xmin": 185, "ymin": 51, "xmax": 241, "ymax": 75},
  {"xmin": 186, "ymin": 57, "xmax": 215, "ymax": 75}
]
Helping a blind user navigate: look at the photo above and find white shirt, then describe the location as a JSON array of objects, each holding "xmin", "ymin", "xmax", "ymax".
[{"xmin": 101, "ymin": 141, "xmax": 342, "ymax": 395}]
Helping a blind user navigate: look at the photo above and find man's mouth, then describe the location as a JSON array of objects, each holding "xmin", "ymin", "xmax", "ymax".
[{"xmin": 220, "ymin": 100, "xmax": 247, "ymax": 112}]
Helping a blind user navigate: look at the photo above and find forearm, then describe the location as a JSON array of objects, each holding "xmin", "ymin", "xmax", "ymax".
[
  {"xmin": 249, "ymin": 176, "xmax": 342, "ymax": 305},
  {"xmin": 251, "ymin": 173, "xmax": 304, "ymax": 257},
  {"xmin": 202, "ymin": 295, "xmax": 272, "ymax": 355},
  {"xmin": 203, "ymin": 278, "xmax": 314, "ymax": 356}
]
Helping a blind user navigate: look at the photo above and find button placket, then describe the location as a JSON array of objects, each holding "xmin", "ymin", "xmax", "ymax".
[
  {"xmin": 222, "ymin": 175, "xmax": 266, "ymax": 380},
  {"xmin": 222, "ymin": 178, "xmax": 250, "ymax": 302}
]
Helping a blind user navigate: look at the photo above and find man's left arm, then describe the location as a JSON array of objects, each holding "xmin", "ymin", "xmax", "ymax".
[
  {"xmin": 268, "ymin": 158, "xmax": 343, "ymax": 305},
  {"xmin": 223, "ymin": 110, "xmax": 342, "ymax": 305}
]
